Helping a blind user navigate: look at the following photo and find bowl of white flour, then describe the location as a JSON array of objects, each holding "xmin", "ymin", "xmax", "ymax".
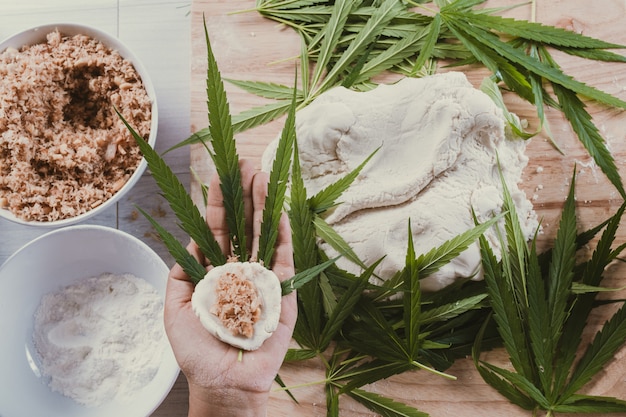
[{"xmin": 0, "ymin": 225, "xmax": 179, "ymax": 417}]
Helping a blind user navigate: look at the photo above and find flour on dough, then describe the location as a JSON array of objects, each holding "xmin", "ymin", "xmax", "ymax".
[{"xmin": 262, "ymin": 72, "xmax": 538, "ymax": 291}]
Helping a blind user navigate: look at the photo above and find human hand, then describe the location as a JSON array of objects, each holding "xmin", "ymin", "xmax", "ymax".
[{"xmin": 164, "ymin": 160, "xmax": 297, "ymax": 417}]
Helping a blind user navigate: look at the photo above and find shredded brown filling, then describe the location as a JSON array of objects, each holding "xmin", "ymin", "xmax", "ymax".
[
  {"xmin": 0, "ymin": 30, "xmax": 151, "ymax": 221},
  {"xmin": 210, "ymin": 272, "xmax": 262, "ymax": 338}
]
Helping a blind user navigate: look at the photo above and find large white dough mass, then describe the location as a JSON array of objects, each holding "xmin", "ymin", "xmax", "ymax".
[{"xmin": 262, "ymin": 72, "xmax": 538, "ymax": 291}]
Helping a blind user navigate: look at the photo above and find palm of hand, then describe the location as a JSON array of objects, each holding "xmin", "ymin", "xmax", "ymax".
[{"xmin": 164, "ymin": 160, "xmax": 297, "ymax": 402}]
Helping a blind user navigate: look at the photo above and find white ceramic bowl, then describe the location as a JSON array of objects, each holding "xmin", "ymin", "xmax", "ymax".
[
  {"xmin": 0, "ymin": 225, "xmax": 179, "ymax": 417},
  {"xmin": 0, "ymin": 23, "xmax": 158, "ymax": 227}
]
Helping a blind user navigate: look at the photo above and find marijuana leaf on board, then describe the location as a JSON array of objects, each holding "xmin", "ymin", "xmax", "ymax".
[{"xmin": 474, "ymin": 168, "xmax": 626, "ymax": 415}]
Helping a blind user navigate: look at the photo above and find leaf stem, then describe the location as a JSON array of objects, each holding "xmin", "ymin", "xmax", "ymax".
[
  {"xmin": 271, "ymin": 378, "xmax": 329, "ymax": 392},
  {"xmin": 407, "ymin": 1, "xmax": 438, "ymax": 14},
  {"xmin": 410, "ymin": 361, "xmax": 457, "ymax": 380},
  {"xmin": 228, "ymin": 8, "xmax": 257, "ymax": 15}
]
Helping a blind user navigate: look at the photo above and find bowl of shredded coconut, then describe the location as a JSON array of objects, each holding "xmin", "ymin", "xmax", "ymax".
[
  {"xmin": 0, "ymin": 23, "xmax": 157, "ymax": 226},
  {"xmin": 0, "ymin": 225, "xmax": 179, "ymax": 417}
]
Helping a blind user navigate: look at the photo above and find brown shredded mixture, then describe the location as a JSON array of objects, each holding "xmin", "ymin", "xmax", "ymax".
[
  {"xmin": 0, "ymin": 30, "xmax": 151, "ymax": 221},
  {"xmin": 210, "ymin": 272, "xmax": 262, "ymax": 338}
]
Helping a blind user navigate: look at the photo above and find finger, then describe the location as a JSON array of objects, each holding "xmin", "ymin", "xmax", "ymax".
[
  {"xmin": 170, "ymin": 240, "xmax": 206, "ymax": 282},
  {"xmin": 205, "ymin": 171, "xmax": 230, "ymax": 257},
  {"xmin": 165, "ymin": 241, "xmax": 201, "ymax": 333},
  {"xmin": 164, "ymin": 270, "xmax": 194, "ymax": 320},
  {"xmin": 238, "ymin": 159, "xmax": 257, "ymax": 257},
  {"xmin": 271, "ymin": 211, "xmax": 294, "ymax": 281},
  {"xmin": 250, "ymin": 170, "xmax": 269, "ymax": 260}
]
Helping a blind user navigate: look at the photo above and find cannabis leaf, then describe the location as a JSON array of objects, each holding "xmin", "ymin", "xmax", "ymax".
[
  {"xmin": 136, "ymin": 206, "xmax": 207, "ymax": 284},
  {"xmin": 128, "ymin": 2, "xmax": 626, "ymax": 415},
  {"xmin": 257, "ymin": 73, "xmax": 298, "ymax": 265},
  {"xmin": 116, "ymin": 108, "xmax": 226, "ymax": 268},
  {"xmin": 288, "ymin": 138, "xmax": 325, "ymax": 347},
  {"xmin": 198, "ymin": 0, "xmax": 626, "ymax": 198},
  {"xmin": 120, "ymin": 17, "xmax": 300, "ymax": 285},
  {"xmin": 281, "ymin": 256, "xmax": 340, "ymax": 296},
  {"xmin": 308, "ymin": 147, "xmax": 379, "ymax": 213},
  {"xmin": 474, "ymin": 168, "xmax": 626, "ymax": 415},
  {"xmin": 346, "ymin": 387, "xmax": 429, "ymax": 417},
  {"xmin": 202, "ymin": 17, "xmax": 248, "ymax": 261}
]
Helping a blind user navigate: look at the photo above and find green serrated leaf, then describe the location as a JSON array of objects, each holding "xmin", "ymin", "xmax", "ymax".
[
  {"xmin": 499, "ymin": 165, "xmax": 531, "ymax": 309},
  {"xmin": 558, "ymin": 47, "xmax": 626, "ymax": 63},
  {"xmin": 225, "ymin": 78, "xmax": 304, "ymax": 100},
  {"xmin": 203, "ymin": 18, "xmax": 248, "ymax": 261},
  {"xmin": 561, "ymin": 296, "xmax": 626, "ymax": 400},
  {"xmin": 346, "ymin": 387, "xmax": 429, "ymax": 417},
  {"xmin": 477, "ymin": 163, "xmax": 626, "ymax": 412},
  {"xmin": 443, "ymin": 19, "xmax": 535, "ymax": 103},
  {"xmin": 555, "ymin": 187, "xmax": 624, "ymax": 396},
  {"xmin": 284, "ymin": 348, "xmax": 318, "ymax": 362},
  {"xmin": 166, "ymin": 100, "xmax": 294, "ymax": 154},
  {"xmin": 117, "ymin": 109, "xmax": 226, "ymax": 267},
  {"xmin": 309, "ymin": 0, "xmax": 356, "ymax": 92},
  {"xmin": 480, "ymin": 76, "xmax": 536, "ymax": 139},
  {"xmin": 544, "ymin": 169, "xmax": 578, "ymax": 388},
  {"xmin": 439, "ymin": 0, "xmax": 487, "ymax": 11},
  {"xmin": 319, "ymin": 260, "xmax": 377, "ymax": 350},
  {"xmin": 341, "ymin": 34, "xmax": 378, "ymax": 88},
  {"xmin": 313, "ymin": 214, "xmax": 367, "ymax": 269},
  {"xmin": 454, "ymin": 12, "xmax": 625, "ymax": 49},
  {"xmin": 136, "ymin": 206, "xmax": 207, "ymax": 284},
  {"xmin": 420, "ymin": 293, "xmax": 488, "ymax": 324},
  {"xmin": 274, "ymin": 373, "xmax": 299, "ymax": 404},
  {"xmin": 281, "ymin": 256, "xmax": 339, "ymax": 295},
  {"xmin": 334, "ymin": 360, "xmax": 413, "ymax": 394},
  {"xmin": 190, "ymin": 165, "xmax": 209, "ymax": 207},
  {"xmin": 474, "ymin": 361, "xmax": 536, "ymax": 411},
  {"xmin": 478, "ymin": 225, "xmax": 535, "ymax": 380},
  {"xmin": 526, "ymin": 237, "xmax": 553, "ymax": 398},
  {"xmin": 527, "ymin": 44, "xmax": 563, "ymax": 154},
  {"xmin": 258, "ymin": 75, "xmax": 297, "ymax": 264},
  {"xmin": 299, "ymin": 36, "xmax": 310, "ymax": 98},
  {"xmin": 290, "ymin": 141, "xmax": 318, "ymax": 271},
  {"xmin": 415, "ymin": 213, "xmax": 503, "ymax": 278},
  {"xmin": 402, "ymin": 220, "xmax": 421, "ymax": 359},
  {"xmin": 353, "ymin": 25, "xmax": 430, "ymax": 84},
  {"xmin": 582, "ymin": 207, "xmax": 626, "ymax": 286},
  {"xmin": 288, "ymin": 139, "xmax": 323, "ymax": 347},
  {"xmin": 347, "ymin": 298, "xmax": 408, "ymax": 361},
  {"xmin": 571, "ymin": 282, "xmax": 626, "ymax": 294},
  {"xmin": 308, "ymin": 147, "xmax": 379, "ymax": 213},
  {"xmin": 553, "ymin": 82, "xmax": 625, "ymax": 198},
  {"xmin": 448, "ymin": 16, "xmax": 626, "ymax": 109},
  {"xmin": 326, "ymin": 383, "xmax": 340, "ymax": 417},
  {"xmin": 411, "ymin": 13, "xmax": 441, "ymax": 75},
  {"xmin": 554, "ymin": 394, "xmax": 626, "ymax": 413},
  {"xmin": 233, "ymin": 100, "xmax": 296, "ymax": 135},
  {"xmin": 315, "ymin": 0, "xmax": 402, "ymax": 94}
]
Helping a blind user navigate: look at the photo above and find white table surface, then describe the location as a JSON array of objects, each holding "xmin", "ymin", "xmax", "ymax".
[{"xmin": 1, "ymin": 1, "xmax": 193, "ymax": 414}]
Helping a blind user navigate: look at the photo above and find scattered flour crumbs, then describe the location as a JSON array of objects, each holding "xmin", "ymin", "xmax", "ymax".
[
  {"xmin": 33, "ymin": 273, "xmax": 165, "ymax": 407},
  {"xmin": 262, "ymin": 72, "xmax": 539, "ymax": 291}
]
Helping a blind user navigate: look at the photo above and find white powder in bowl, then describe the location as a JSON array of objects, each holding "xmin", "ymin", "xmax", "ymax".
[{"xmin": 32, "ymin": 272, "xmax": 165, "ymax": 407}]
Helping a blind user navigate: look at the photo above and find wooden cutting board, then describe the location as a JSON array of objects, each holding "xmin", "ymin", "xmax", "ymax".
[{"xmin": 189, "ymin": 1, "xmax": 626, "ymax": 416}]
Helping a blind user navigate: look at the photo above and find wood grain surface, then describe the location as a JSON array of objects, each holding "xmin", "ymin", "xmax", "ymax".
[{"xmin": 184, "ymin": 1, "xmax": 626, "ymax": 416}]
